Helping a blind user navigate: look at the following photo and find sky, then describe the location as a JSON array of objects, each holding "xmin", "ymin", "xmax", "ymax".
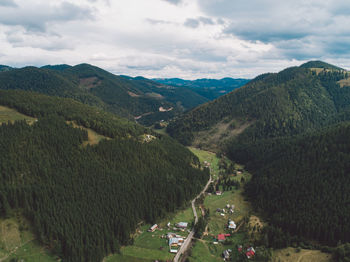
[{"xmin": 0, "ymin": 0, "xmax": 350, "ymax": 79}]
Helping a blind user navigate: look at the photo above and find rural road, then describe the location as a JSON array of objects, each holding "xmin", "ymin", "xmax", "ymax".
[{"xmin": 173, "ymin": 174, "xmax": 212, "ymax": 262}]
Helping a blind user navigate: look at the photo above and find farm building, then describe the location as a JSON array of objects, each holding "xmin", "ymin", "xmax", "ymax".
[
  {"xmin": 148, "ymin": 224, "xmax": 158, "ymax": 232},
  {"xmin": 216, "ymin": 191, "xmax": 222, "ymax": 196}
]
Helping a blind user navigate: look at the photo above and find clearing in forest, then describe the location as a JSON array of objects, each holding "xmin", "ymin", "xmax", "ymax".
[
  {"xmin": 0, "ymin": 105, "xmax": 36, "ymax": 125},
  {"xmin": 68, "ymin": 121, "xmax": 111, "ymax": 146}
]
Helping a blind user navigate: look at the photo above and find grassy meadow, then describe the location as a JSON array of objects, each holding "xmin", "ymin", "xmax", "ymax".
[
  {"xmin": 0, "ymin": 214, "xmax": 58, "ymax": 262},
  {"xmin": 0, "ymin": 105, "xmax": 36, "ymax": 125}
]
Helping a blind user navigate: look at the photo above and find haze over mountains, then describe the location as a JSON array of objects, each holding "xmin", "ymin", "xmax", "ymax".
[{"xmin": 154, "ymin": 78, "xmax": 250, "ymax": 100}]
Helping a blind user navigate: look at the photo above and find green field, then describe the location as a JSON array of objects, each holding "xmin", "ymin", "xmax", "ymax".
[
  {"xmin": 0, "ymin": 215, "xmax": 58, "ymax": 262},
  {"xmin": 105, "ymin": 205, "xmax": 194, "ymax": 261},
  {"xmin": 0, "ymin": 105, "xmax": 36, "ymax": 124},
  {"xmin": 186, "ymin": 147, "xmax": 254, "ymax": 262},
  {"xmin": 188, "ymin": 147, "xmax": 221, "ymax": 179}
]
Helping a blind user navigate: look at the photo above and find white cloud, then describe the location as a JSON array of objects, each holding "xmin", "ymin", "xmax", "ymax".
[{"xmin": 0, "ymin": 0, "xmax": 349, "ymax": 79}]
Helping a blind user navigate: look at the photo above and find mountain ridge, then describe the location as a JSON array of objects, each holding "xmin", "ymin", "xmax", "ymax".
[{"xmin": 0, "ymin": 63, "xmax": 211, "ymax": 126}]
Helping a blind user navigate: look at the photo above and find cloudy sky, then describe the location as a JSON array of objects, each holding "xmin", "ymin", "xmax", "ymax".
[{"xmin": 0, "ymin": 0, "xmax": 349, "ymax": 79}]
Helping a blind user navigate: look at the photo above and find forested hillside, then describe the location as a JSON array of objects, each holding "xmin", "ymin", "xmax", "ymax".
[
  {"xmin": 0, "ymin": 90, "xmax": 209, "ymax": 262},
  {"xmin": 167, "ymin": 61, "xmax": 350, "ymax": 246},
  {"xmin": 240, "ymin": 122, "xmax": 350, "ymax": 246},
  {"xmin": 154, "ymin": 77, "xmax": 249, "ymax": 100},
  {"xmin": 0, "ymin": 64, "xmax": 209, "ymax": 126},
  {"xmin": 167, "ymin": 62, "xmax": 350, "ymax": 146}
]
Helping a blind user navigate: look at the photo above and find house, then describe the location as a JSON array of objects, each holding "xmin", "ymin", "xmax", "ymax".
[
  {"xmin": 218, "ymin": 233, "xmax": 230, "ymax": 242},
  {"xmin": 237, "ymin": 245, "xmax": 243, "ymax": 252},
  {"xmin": 167, "ymin": 222, "xmax": 171, "ymax": 228},
  {"xmin": 246, "ymin": 247, "xmax": 256, "ymax": 259},
  {"xmin": 148, "ymin": 224, "xmax": 158, "ymax": 232},
  {"xmin": 169, "ymin": 237, "xmax": 184, "ymax": 247},
  {"xmin": 176, "ymin": 222, "xmax": 188, "ymax": 229},
  {"xmin": 216, "ymin": 191, "xmax": 222, "ymax": 196},
  {"xmin": 228, "ymin": 220, "xmax": 236, "ymax": 230},
  {"xmin": 203, "ymin": 161, "xmax": 211, "ymax": 167},
  {"xmin": 169, "ymin": 237, "xmax": 184, "ymax": 253}
]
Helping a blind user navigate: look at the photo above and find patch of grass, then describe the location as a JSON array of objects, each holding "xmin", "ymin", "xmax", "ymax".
[
  {"xmin": 104, "ymin": 253, "xmax": 152, "ymax": 262},
  {"xmin": 68, "ymin": 121, "xmax": 110, "ymax": 146},
  {"xmin": 4, "ymin": 240, "xmax": 57, "ymax": 262},
  {"xmin": 0, "ymin": 219, "xmax": 21, "ymax": 252},
  {"xmin": 0, "ymin": 105, "xmax": 36, "ymax": 124},
  {"xmin": 107, "ymin": 226, "xmax": 175, "ymax": 262},
  {"xmin": 272, "ymin": 247, "xmax": 332, "ymax": 262},
  {"xmin": 0, "ymin": 215, "xmax": 58, "ymax": 262},
  {"xmin": 204, "ymin": 189, "xmax": 251, "ymax": 236},
  {"xmin": 121, "ymin": 246, "xmax": 173, "ymax": 261},
  {"xmin": 188, "ymin": 147, "xmax": 221, "ymax": 179},
  {"xmin": 188, "ymin": 240, "xmax": 223, "ymax": 262},
  {"xmin": 338, "ymin": 77, "xmax": 350, "ymax": 87},
  {"xmin": 106, "ymin": 206, "xmax": 193, "ymax": 262}
]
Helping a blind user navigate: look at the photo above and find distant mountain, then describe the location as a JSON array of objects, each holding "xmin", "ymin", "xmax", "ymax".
[
  {"xmin": 0, "ymin": 65, "xmax": 13, "ymax": 72},
  {"xmin": 41, "ymin": 64, "xmax": 72, "ymax": 71},
  {"xmin": 154, "ymin": 77, "xmax": 249, "ymax": 100},
  {"xmin": 300, "ymin": 60, "xmax": 344, "ymax": 70},
  {"xmin": 0, "ymin": 64, "xmax": 209, "ymax": 125},
  {"xmin": 167, "ymin": 60, "xmax": 350, "ymax": 247}
]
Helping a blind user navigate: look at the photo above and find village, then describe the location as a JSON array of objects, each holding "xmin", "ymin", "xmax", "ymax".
[
  {"xmin": 105, "ymin": 147, "xmax": 261, "ymax": 262},
  {"xmin": 145, "ymin": 149, "xmax": 259, "ymax": 262}
]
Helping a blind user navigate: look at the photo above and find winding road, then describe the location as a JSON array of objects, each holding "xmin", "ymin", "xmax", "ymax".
[{"xmin": 173, "ymin": 174, "xmax": 212, "ymax": 262}]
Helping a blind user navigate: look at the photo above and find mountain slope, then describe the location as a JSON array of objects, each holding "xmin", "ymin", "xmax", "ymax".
[
  {"xmin": 0, "ymin": 64, "xmax": 209, "ymax": 125},
  {"xmin": 0, "ymin": 90, "xmax": 209, "ymax": 262},
  {"xmin": 61, "ymin": 64, "xmax": 208, "ymax": 124},
  {"xmin": 167, "ymin": 63, "xmax": 350, "ymax": 147},
  {"xmin": 243, "ymin": 122, "xmax": 350, "ymax": 246},
  {"xmin": 154, "ymin": 77, "xmax": 249, "ymax": 100},
  {"xmin": 0, "ymin": 66, "xmax": 107, "ymax": 109},
  {"xmin": 167, "ymin": 60, "xmax": 350, "ymax": 247}
]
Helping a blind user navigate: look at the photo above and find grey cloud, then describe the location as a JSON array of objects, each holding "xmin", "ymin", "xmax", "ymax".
[
  {"xmin": 0, "ymin": 0, "xmax": 17, "ymax": 7},
  {"xmin": 145, "ymin": 18, "xmax": 173, "ymax": 25},
  {"xmin": 199, "ymin": 16, "xmax": 214, "ymax": 25},
  {"xmin": 0, "ymin": 1, "xmax": 94, "ymax": 32},
  {"xmin": 198, "ymin": 0, "xmax": 350, "ymax": 61},
  {"xmin": 162, "ymin": 0, "xmax": 181, "ymax": 5},
  {"xmin": 184, "ymin": 16, "xmax": 216, "ymax": 28},
  {"xmin": 184, "ymin": 18, "xmax": 199, "ymax": 28},
  {"xmin": 5, "ymin": 29, "xmax": 74, "ymax": 51}
]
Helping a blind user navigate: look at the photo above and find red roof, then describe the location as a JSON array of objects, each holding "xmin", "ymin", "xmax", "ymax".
[
  {"xmin": 246, "ymin": 250, "xmax": 255, "ymax": 258},
  {"xmin": 224, "ymin": 234, "xmax": 231, "ymax": 237},
  {"xmin": 218, "ymin": 234, "xmax": 226, "ymax": 241}
]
